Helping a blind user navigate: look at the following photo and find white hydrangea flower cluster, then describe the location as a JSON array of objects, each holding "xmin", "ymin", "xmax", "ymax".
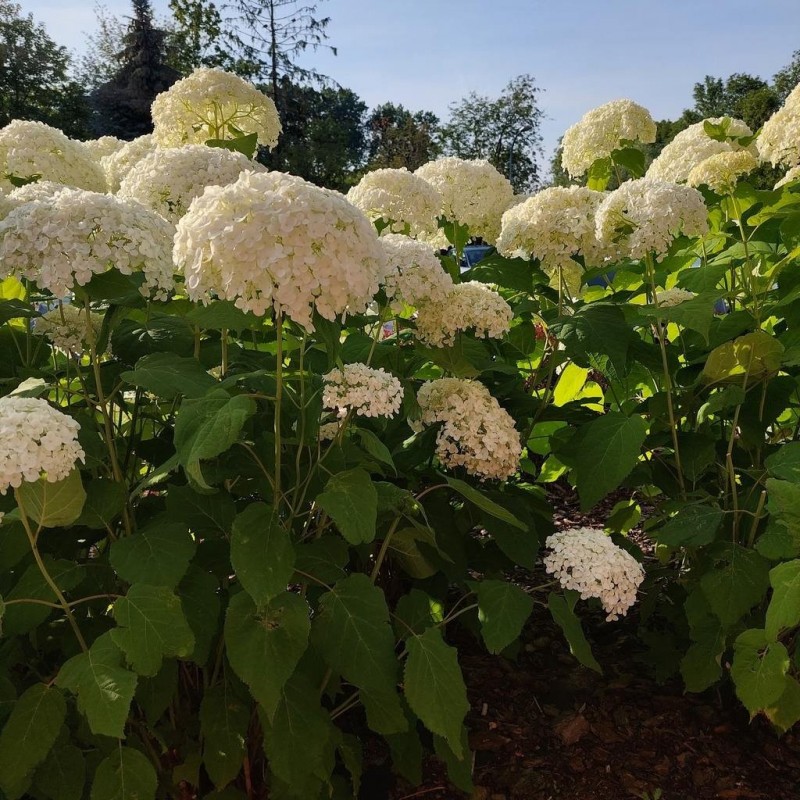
[
  {"xmin": 415, "ymin": 281, "xmax": 513, "ymax": 347},
  {"xmin": 776, "ymin": 165, "xmax": 800, "ymax": 189},
  {"xmin": 8, "ymin": 180, "xmax": 68, "ymax": 203},
  {"xmin": 0, "ymin": 397, "xmax": 85, "ymax": 493},
  {"xmin": 0, "ymin": 189, "xmax": 175, "ymax": 299},
  {"xmin": 0, "ymin": 189, "xmax": 14, "ymax": 220},
  {"xmin": 415, "ymin": 378, "xmax": 521, "ymax": 481},
  {"xmin": 81, "ymin": 136, "xmax": 126, "ymax": 160},
  {"xmin": 646, "ymin": 117, "xmax": 755, "ymax": 184},
  {"xmin": 119, "ymin": 144, "xmax": 263, "ymax": 222},
  {"xmin": 655, "ymin": 288, "xmax": 695, "ymax": 307},
  {"xmin": 0, "ymin": 120, "xmax": 106, "ymax": 192},
  {"xmin": 101, "ymin": 134, "xmax": 157, "ymax": 192},
  {"xmin": 322, "ymin": 363, "xmax": 403, "ymax": 418},
  {"xmin": 174, "ymin": 171, "xmax": 387, "ymax": 329},
  {"xmin": 415, "ymin": 157, "xmax": 514, "ymax": 243},
  {"xmin": 544, "ymin": 527, "xmax": 645, "ymax": 621},
  {"xmin": 497, "ymin": 186, "xmax": 609, "ymax": 268},
  {"xmin": 687, "ymin": 150, "xmax": 758, "ymax": 194},
  {"xmin": 595, "ymin": 178, "xmax": 708, "ymax": 261},
  {"xmin": 151, "ymin": 68, "xmax": 281, "ymax": 149},
  {"xmin": 34, "ymin": 304, "xmax": 104, "ymax": 355},
  {"xmin": 757, "ymin": 83, "xmax": 800, "ymax": 169},
  {"xmin": 379, "ymin": 233, "xmax": 453, "ymax": 311},
  {"xmin": 560, "ymin": 99, "xmax": 656, "ymax": 178},
  {"xmin": 347, "ymin": 168, "xmax": 442, "ymax": 235}
]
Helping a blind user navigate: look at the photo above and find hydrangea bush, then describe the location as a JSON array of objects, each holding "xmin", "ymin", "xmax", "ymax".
[{"xmin": 1, "ymin": 70, "xmax": 800, "ymax": 800}]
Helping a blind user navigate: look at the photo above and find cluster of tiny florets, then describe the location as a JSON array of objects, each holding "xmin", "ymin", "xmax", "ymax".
[
  {"xmin": 415, "ymin": 281, "xmax": 513, "ymax": 346},
  {"xmin": 0, "ymin": 120, "xmax": 106, "ymax": 192},
  {"xmin": 415, "ymin": 378, "xmax": 521, "ymax": 480},
  {"xmin": 379, "ymin": 233, "xmax": 453, "ymax": 311},
  {"xmin": 81, "ymin": 136, "xmax": 126, "ymax": 160},
  {"xmin": 544, "ymin": 527, "xmax": 645, "ymax": 621},
  {"xmin": 561, "ymin": 100, "xmax": 656, "ymax": 178},
  {"xmin": 347, "ymin": 168, "xmax": 442, "ymax": 235},
  {"xmin": 151, "ymin": 68, "xmax": 281, "ymax": 150},
  {"xmin": 0, "ymin": 397, "xmax": 85, "ymax": 493},
  {"xmin": 497, "ymin": 186, "xmax": 610, "ymax": 269},
  {"xmin": 415, "ymin": 157, "xmax": 514, "ymax": 243},
  {"xmin": 757, "ymin": 83, "xmax": 800, "ymax": 169},
  {"xmin": 101, "ymin": 135, "xmax": 157, "ymax": 192},
  {"xmin": 173, "ymin": 171, "xmax": 387, "ymax": 330},
  {"xmin": 655, "ymin": 288, "xmax": 696, "ymax": 307},
  {"xmin": 34, "ymin": 304, "xmax": 104, "ymax": 355},
  {"xmin": 647, "ymin": 117, "xmax": 755, "ymax": 184},
  {"xmin": 322, "ymin": 364, "xmax": 403, "ymax": 418},
  {"xmin": 0, "ymin": 189, "xmax": 175, "ymax": 299},
  {"xmin": 776, "ymin": 165, "xmax": 800, "ymax": 189},
  {"xmin": 687, "ymin": 150, "xmax": 758, "ymax": 194},
  {"xmin": 119, "ymin": 144, "xmax": 264, "ymax": 222},
  {"xmin": 595, "ymin": 178, "xmax": 708, "ymax": 260}
]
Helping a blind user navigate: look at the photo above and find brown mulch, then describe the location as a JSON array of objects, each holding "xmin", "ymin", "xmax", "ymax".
[{"xmin": 379, "ymin": 487, "xmax": 800, "ymax": 800}]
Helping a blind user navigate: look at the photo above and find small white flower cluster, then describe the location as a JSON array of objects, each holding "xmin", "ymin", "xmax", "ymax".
[
  {"xmin": 81, "ymin": 136, "xmax": 126, "ymax": 160},
  {"xmin": 647, "ymin": 117, "xmax": 755, "ymax": 184},
  {"xmin": 322, "ymin": 363, "xmax": 403, "ymax": 418},
  {"xmin": 776, "ymin": 165, "xmax": 800, "ymax": 189},
  {"xmin": 101, "ymin": 135, "xmax": 157, "ymax": 192},
  {"xmin": 0, "ymin": 397, "xmax": 85, "ymax": 493},
  {"xmin": 687, "ymin": 150, "xmax": 758, "ymax": 194},
  {"xmin": 655, "ymin": 287, "xmax": 695, "ymax": 307},
  {"xmin": 34, "ymin": 304, "xmax": 104, "ymax": 355},
  {"xmin": 379, "ymin": 233, "xmax": 453, "ymax": 311},
  {"xmin": 561, "ymin": 99, "xmax": 656, "ymax": 178},
  {"xmin": 8, "ymin": 180, "xmax": 68, "ymax": 203},
  {"xmin": 497, "ymin": 186, "xmax": 609, "ymax": 268},
  {"xmin": 0, "ymin": 189, "xmax": 14, "ymax": 220},
  {"xmin": 595, "ymin": 178, "xmax": 708, "ymax": 261},
  {"xmin": 174, "ymin": 171, "xmax": 387, "ymax": 329},
  {"xmin": 119, "ymin": 144, "xmax": 263, "ymax": 222},
  {"xmin": 544, "ymin": 527, "xmax": 645, "ymax": 621},
  {"xmin": 415, "ymin": 157, "xmax": 514, "ymax": 243},
  {"xmin": 0, "ymin": 120, "xmax": 106, "ymax": 192},
  {"xmin": 0, "ymin": 189, "xmax": 175, "ymax": 299},
  {"xmin": 415, "ymin": 378, "xmax": 521, "ymax": 481},
  {"xmin": 415, "ymin": 281, "xmax": 513, "ymax": 347},
  {"xmin": 347, "ymin": 167, "xmax": 442, "ymax": 235},
  {"xmin": 758, "ymin": 83, "xmax": 800, "ymax": 169},
  {"xmin": 151, "ymin": 68, "xmax": 281, "ymax": 150}
]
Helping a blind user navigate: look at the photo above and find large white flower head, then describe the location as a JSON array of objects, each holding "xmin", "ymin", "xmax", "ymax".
[
  {"xmin": 9, "ymin": 181, "xmax": 69, "ymax": 203},
  {"xmin": 101, "ymin": 134, "xmax": 157, "ymax": 192},
  {"xmin": 34, "ymin": 304, "xmax": 104, "ymax": 355},
  {"xmin": 151, "ymin": 68, "xmax": 281, "ymax": 149},
  {"xmin": 81, "ymin": 136, "xmax": 126, "ymax": 161},
  {"xmin": 595, "ymin": 178, "xmax": 708, "ymax": 261},
  {"xmin": 174, "ymin": 171, "xmax": 387, "ymax": 329},
  {"xmin": 776, "ymin": 165, "xmax": 800, "ymax": 189},
  {"xmin": 561, "ymin": 100, "xmax": 656, "ymax": 178},
  {"xmin": 758, "ymin": 83, "xmax": 800, "ymax": 169},
  {"xmin": 0, "ymin": 397, "xmax": 84, "ymax": 493},
  {"xmin": 647, "ymin": 117, "xmax": 755, "ymax": 184},
  {"xmin": 379, "ymin": 233, "xmax": 453, "ymax": 311},
  {"xmin": 323, "ymin": 363, "xmax": 403, "ymax": 418},
  {"xmin": 347, "ymin": 168, "xmax": 442, "ymax": 235},
  {"xmin": 0, "ymin": 189, "xmax": 175, "ymax": 299},
  {"xmin": 415, "ymin": 378, "xmax": 521, "ymax": 481},
  {"xmin": 119, "ymin": 144, "xmax": 264, "ymax": 222},
  {"xmin": 687, "ymin": 150, "xmax": 758, "ymax": 194},
  {"xmin": 0, "ymin": 120, "xmax": 106, "ymax": 192},
  {"xmin": 415, "ymin": 281, "xmax": 513, "ymax": 347},
  {"xmin": 544, "ymin": 527, "xmax": 645, "ymax": 621},
  {"xmin": 415, "ymin": 157, "xmax": 514, "ymax": 243},
  {"xmin": 497, "ymin": 186, "xmax": 609, "ymax": 268}
]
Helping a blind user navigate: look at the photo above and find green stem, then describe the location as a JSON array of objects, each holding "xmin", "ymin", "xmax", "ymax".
[
  {"xmin": 273, "ymin": 312, "xmax": 284, "ymax": 511},
  {"xmin": 370, "ymin": 516, "xmax": 402, "ymax": 582}
]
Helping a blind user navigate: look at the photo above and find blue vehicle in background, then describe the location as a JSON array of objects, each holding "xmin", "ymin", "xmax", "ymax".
[{"xmin": 459, "ymin": 244, "xmax": 494, "ymax": 272}]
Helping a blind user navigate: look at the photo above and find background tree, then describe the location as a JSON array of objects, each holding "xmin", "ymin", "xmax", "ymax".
[
  {"xmin": 774, "ymin": 49, "xmax": 800, "ymax": 102},
  {"xmin": 365, "ymin": 102, "xmax": 441, "ymax": 171},
  {"xmin": 260, "ymin": 77, "xmax": 366, "ymax": 190},
  {"xmin": 0, "ymin": 0, "xmax": 90, "ymax": 136},
  {"xmin": 441, "ymin": 74, "xmax": 544, "ymax": 192},
  {"xmin": 89, "ymin": 0, "xmax": 181, "ymax": 138},
  {"xmin": 692, "ymin": 72, "xmax": 779, "ymax": 129}
]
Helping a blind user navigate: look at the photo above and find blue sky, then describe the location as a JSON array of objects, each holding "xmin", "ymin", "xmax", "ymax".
[{"xmin": 22, "ymin": 0, "xmax": 800, "ymax": 163}]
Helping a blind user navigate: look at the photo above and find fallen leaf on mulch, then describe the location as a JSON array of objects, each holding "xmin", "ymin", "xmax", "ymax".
[{"xmin": 554, "ymin": 713, "xmax": 590, "ymax": 745}]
